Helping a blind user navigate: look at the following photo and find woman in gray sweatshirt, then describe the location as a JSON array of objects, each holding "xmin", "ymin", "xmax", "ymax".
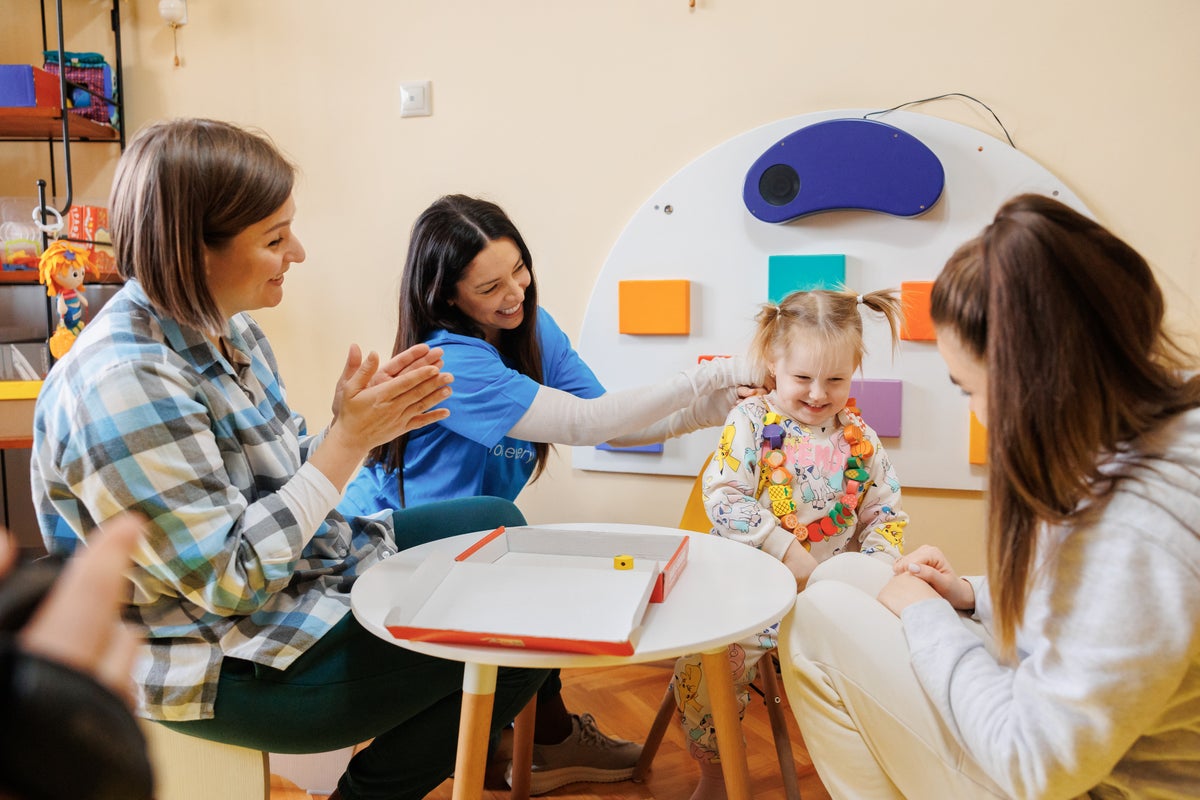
[{"xmin": 779, "ymin": 193, "xmax": 1200, "ymax": 799}]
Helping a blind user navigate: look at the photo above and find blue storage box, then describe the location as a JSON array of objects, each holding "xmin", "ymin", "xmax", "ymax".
[{"xmin": 0, "ymin": 65, "xmax": 59, "ymax": 108}]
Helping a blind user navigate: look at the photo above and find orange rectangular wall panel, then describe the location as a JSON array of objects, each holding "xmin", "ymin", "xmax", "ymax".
[
  {"xmin": 618, "ymin": 279, "xmax": 691, "ymax": 335},
  {"xmin": 900, "ymin": 280, "xmax": 936, "ymax": 341},
  {"xmin": 968, "ymin": 411, "xmax": 987, "ymax": 465}
]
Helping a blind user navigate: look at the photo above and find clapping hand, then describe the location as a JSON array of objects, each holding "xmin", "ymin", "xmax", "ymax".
[
  {"xmin": 331, "ymin": 343, "xmax": 453, "ymax": 449},
  {"xmin": 315, "ymin": 342, "xmax": 455, "ymax": 492},
  {"xmin": 332, "ymin": 343, "xmax": 448, "ymax": 422}
]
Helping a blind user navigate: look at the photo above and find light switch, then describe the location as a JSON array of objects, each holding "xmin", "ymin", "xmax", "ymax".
[{"xmin": 399, "ymin": 81, "xmax": 432, "ymax": 117}]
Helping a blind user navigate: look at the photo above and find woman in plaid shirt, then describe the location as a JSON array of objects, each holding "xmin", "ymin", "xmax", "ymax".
[{"xmin": 30, "ymin": 118, "xmax": 548, "ymax": 800}]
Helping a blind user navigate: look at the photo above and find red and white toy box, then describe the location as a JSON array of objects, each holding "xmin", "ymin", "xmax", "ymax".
[{"xmin": 384, "ymin": 526, "xmax": 689, "ymax": 656}]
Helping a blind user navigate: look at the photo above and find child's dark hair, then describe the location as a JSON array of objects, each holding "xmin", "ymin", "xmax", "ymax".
[{"xmin": 749, "ymin": 288, "xmax": 902, "ymax": 375}]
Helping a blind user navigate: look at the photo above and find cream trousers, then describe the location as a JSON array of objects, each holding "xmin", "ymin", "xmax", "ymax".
[{"xmin": 779, "ymin": 553, "xmax": 1009, "ymax": 800}]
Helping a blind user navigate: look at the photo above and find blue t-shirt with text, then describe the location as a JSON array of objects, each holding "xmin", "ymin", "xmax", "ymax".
[{"xmin": 339, "ymin": 307, "xmax": 604, "ymax": 513}]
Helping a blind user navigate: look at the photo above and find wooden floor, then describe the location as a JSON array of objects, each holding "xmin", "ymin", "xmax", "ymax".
[{"xmin": 271, "ymin": 660, "xmax": 830, "ymax": 800}]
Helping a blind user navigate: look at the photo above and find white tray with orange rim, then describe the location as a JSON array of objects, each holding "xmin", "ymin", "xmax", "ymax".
[{"xmin": 383, "ymin": 525, "xmax": 688, "ymax": 656}]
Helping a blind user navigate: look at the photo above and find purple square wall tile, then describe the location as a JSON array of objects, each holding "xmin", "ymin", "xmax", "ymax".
[{"xmin": 850, "ymin": 379, "xmax": 902, "ymax": 437}]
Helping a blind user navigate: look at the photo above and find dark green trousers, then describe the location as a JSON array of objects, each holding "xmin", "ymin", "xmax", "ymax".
[{"xmin": 159, "ymin": 496, "xmax": 550, "ymax": 800}]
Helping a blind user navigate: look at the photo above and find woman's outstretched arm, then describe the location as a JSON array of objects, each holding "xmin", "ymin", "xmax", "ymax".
[{"xmin": 507, "ymin": 356, "xmax": 761, "ymax": 445}]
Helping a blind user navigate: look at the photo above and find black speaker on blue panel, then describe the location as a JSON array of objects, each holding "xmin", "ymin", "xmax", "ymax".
[{"xmin": 743, "ymin": 118, "xmax": 945, "ymax": 223}]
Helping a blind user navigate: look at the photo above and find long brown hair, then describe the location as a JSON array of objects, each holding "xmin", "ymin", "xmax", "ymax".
[
  {"xmin": 365, "ymin": 195, "xmax": 546, "ymax": 505},
  {"xmin": 931, "ymin": 193, "xmax": 1200, "ymax": 658}
]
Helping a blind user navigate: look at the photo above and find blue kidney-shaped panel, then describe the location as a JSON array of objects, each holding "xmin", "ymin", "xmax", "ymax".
[{"xmin": 743, "ymin": 118, "xmax": 945, "ymax": 223}]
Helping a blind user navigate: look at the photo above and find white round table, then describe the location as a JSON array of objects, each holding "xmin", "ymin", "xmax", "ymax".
[{"xmin": 351, "ymin": 522, "xmax": 797, "ymax": 800}]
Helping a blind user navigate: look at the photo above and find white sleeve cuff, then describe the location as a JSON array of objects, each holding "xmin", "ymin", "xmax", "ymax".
[{"xmin": 276, "ymin": 461, "xmax": 343, "ymax": 539}]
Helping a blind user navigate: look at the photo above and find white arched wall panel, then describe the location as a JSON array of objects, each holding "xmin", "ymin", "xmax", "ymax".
[{"xmin": 571, "ymin": 109, "xmax": 1087, "ymax": 490}]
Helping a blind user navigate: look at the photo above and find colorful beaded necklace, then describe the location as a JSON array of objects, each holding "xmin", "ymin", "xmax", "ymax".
[{"xmin": 756, "ymin": 399, "xmax": 874, "ymax": 548}]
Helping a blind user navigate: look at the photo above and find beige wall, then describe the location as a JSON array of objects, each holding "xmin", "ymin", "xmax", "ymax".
[{"xmin": 7, "ymin": 0, "xmax": 1200, "ymax": 574}]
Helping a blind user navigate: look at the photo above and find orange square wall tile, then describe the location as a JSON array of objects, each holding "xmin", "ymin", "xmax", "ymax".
[
  {"xmin": 968, "ymin": 411, "xmax": 987, "ymax": 465},
  {"xmin": 618, "ymin": 280, "xmax": 691, "ymax": 335},
  {"xmin": 900, "ymin": 280, "xmax": 936, "ymax": 341}
]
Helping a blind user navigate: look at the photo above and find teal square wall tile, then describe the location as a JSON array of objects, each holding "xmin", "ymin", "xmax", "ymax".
[{"xmin": 768, "ymin": 254, "xmax": 846, "ymax": 302}]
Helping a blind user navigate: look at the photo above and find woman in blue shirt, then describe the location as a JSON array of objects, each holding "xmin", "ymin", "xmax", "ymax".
[{"xmin": 340, "ymin": 194, "xmax": 759, "ymax": 794}]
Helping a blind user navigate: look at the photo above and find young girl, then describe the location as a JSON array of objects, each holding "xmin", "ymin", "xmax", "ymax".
[{"xmin": 674, "ymin": 287, "xmax": 908, "ymax": 800}]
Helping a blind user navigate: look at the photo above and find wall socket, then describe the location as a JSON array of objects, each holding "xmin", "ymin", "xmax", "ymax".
[{"xmin": 399, "ymin": 81, "xmax": 432, "ymax": 117}]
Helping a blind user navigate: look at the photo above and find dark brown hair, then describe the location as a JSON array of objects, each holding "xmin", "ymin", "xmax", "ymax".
[
  {"xmin": 931, "ymin": 193, "xmax": 1200, "ymax": 657},
  {"xmin": 108, "ymin": 118, "xmax": 296, "ymax": 334},
  {"xmin": 366, "ymin": 195, "xmax": 546, "ymax": 505}
]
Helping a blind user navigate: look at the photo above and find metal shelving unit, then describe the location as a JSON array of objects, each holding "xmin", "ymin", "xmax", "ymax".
[
  {"xmin": 0, "ymin": 0, "xmax": 126, "ymax": 221},
  {"xmin": 0, "ymin": 0, "xmax": 126, "ymax": 554}
]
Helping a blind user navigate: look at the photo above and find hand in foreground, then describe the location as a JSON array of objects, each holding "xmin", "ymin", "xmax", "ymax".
[
  {"xmin": 10, "ymin": 514, "xmax": 144, "ymax": 704},
  {"xmin": 878, "ymin": 544, "xmax": 975, "ymax": 617}
]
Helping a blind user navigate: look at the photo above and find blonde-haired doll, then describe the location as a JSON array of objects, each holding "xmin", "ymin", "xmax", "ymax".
[{"xmin": 38, "ymin": 240, "xmax": 96, "ymax": 358}]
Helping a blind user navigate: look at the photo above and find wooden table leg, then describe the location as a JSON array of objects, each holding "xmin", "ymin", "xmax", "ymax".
[
  {"xmin": 508, "ymin": 693, "xmax": 537, "ymax": 800},
  {"xmin": 452, "ymin": 662, "xmax": 498, "ymax": 800},
  {"xmin": 700, "ymin": 647, "xmax": 752, "ymax": 800}
]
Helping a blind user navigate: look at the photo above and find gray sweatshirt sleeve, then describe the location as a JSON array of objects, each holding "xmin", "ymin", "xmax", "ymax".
[{"xmin": 900, "ymin": 499, "xmax": 1200, "ymax": 800}]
